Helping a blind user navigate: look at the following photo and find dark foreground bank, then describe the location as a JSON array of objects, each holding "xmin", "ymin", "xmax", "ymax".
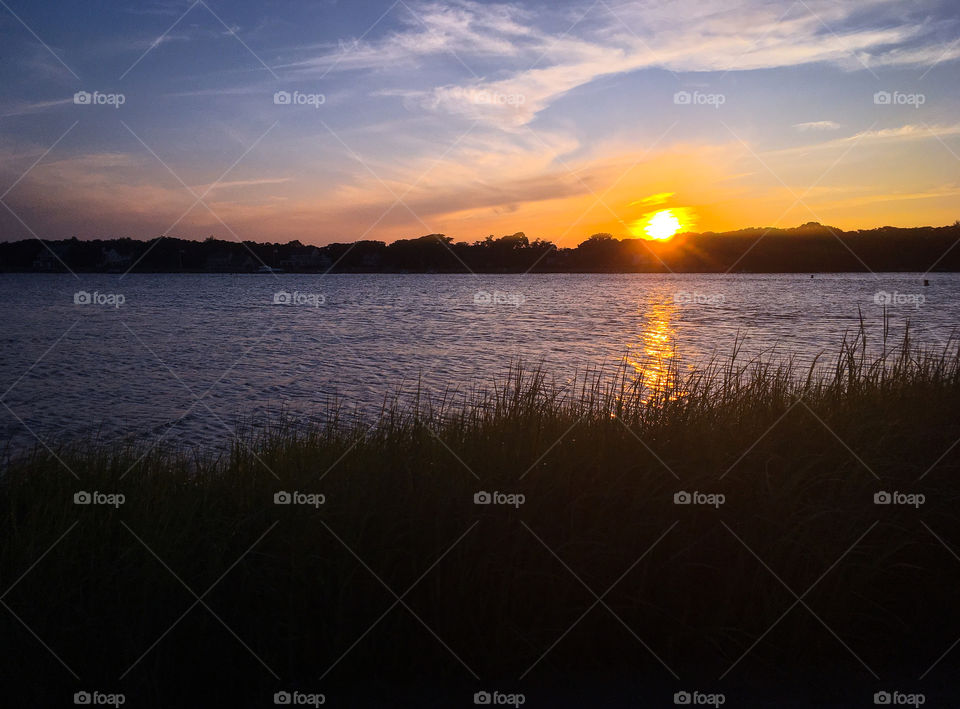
[{"xmin": 2, "ymin": 328, "xmax": 960, "ymax": 707}]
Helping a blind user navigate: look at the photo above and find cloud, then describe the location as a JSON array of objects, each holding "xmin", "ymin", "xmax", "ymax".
[
  {"xmin": 0, "ymin": 98, "xmax": 74, "ymax": 118},
  {"xmin": 195, "ymin": 177, "xmax": 293, "ymax": 193},
  {"xmin": 282, "ymin": 1, "xmax": 533, "ymax": 74},
  {"xmin": 287, "ymin": 0, "xmax": 957, "ymax": 129},
  {"xmin": 848, "ymin": 123, "xmax": 960, "ymax": 142},
  {"xmin": 816, "ymin": 186, "xmax": 960, "ymax": 211},
  {"xmin": 772, "ymin": 123, "xmax": 960, "ymax": 156},
  {"xmin": 630, "ymin": 192, "xmax": 675, "ymax": 206},
  {"xmin": 793, "ymin": 121, "xmax": 841, "ymax": 131},
  {"xmin": 0, "ymin": 132, "xmax": 745, "ymax": 245}
]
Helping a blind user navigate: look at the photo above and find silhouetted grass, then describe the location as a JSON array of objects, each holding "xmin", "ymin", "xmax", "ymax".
[{"xmin": 2, "ymin": 324, "xmax": 960, "ymax": 707}]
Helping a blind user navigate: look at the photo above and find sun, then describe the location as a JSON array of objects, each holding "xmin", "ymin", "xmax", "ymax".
[
  {"xmin": 644, "ymin": 209, "xmax": 683, "ymax": 240},
  {"xmin": 628, "ymin": 204, "xmax": 695, "ymax": 241}
]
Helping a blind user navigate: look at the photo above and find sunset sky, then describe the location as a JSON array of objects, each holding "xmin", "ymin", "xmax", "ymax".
[{"xmin": 1, "ymin": 0, "xmax": 958, "ymax": 246}]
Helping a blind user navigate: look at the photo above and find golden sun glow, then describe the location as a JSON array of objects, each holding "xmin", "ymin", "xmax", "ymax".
[
  {"xmin": 629, "ymin": 205, "xmax": 695, "ymax": 241},
  {"xmin": 644, "ymin": 210, "xmax": 682, "ymax": 240}
]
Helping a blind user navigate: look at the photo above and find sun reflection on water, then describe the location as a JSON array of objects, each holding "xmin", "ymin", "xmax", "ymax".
[{"xmin": 626, "ymin": 297, "xmax": 681, "ymax": 399}]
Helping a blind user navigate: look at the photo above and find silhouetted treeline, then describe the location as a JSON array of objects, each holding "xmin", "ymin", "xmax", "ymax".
[{"xmin": 2, "ymin": 222, "xmax": 959, "ymax": 273}]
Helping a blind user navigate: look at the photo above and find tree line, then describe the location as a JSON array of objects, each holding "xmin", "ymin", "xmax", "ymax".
[{"xmin": 2, "ymin": 222, "xmax": 959, "ymax": 273}]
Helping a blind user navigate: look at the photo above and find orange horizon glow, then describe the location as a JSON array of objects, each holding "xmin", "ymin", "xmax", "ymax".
[{"xmin": 9, "ymin": 134, "xmax": 959, "ymax": 248}]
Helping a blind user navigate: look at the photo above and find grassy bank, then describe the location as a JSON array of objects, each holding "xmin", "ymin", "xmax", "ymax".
[{"xmin": 2, "ymin": 327, "xmax": 960, "ymax": 707}]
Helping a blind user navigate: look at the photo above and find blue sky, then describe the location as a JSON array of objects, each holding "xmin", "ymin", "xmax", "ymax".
[{"xmin": 1, "ymin": 0, "xmax": 958, "ymax": 245}]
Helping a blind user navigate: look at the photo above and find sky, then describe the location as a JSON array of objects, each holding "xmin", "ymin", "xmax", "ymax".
[{"xmin": 0, "ymin": 0, "xmax": 958, "ymax": 247}]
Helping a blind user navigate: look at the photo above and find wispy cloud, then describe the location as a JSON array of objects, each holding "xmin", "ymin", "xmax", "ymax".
[
  {"xmin": 282, "ymin": 1, "xmax": 534, "ymax": 74},
  {"xmin": 1, "ymin": 97, "xmax": 74, "ymax": 118},
  {"xmin": 774, "ymin": 123, "xmax": 960, "ymax": 155},
  {"xmin": 194, "ymin": 177, "xmax": 292, "ymax": 192},
  {"xmin": 285, "ymin": 0, "xmax": 957, "ymax": 129},
  {"xmin": 793, "ymin": 121, "xmax": 841, "ymax": 131},
  {"xmin": 630, "ymin": 192, "xmax": 675, "ymax": 206},
  {"xmin": 816, "ymin": 186, "xmax": 960, "ymax": 211}
]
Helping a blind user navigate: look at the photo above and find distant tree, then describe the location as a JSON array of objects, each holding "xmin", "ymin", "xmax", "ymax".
[
  {"xmin": 496, "ymin": 232, "xmax": 528, "ymax": 249},
  {"xmin": 4, "ymin": 222, "xmax": 960, "ymax": 273},
  {"xmin": 579, "ymin": 233, "xmax": 615, "ymax": 247}
]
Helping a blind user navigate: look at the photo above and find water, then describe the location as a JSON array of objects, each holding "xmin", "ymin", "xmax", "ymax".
[{"xmin": 1, "ymin": 273, "xmax": 955, "ymax": 452}]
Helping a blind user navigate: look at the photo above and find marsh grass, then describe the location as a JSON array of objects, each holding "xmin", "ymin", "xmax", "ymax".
[{"xmin": 2, "ymin": 322, "xmax": 960, "ymax": 706}]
